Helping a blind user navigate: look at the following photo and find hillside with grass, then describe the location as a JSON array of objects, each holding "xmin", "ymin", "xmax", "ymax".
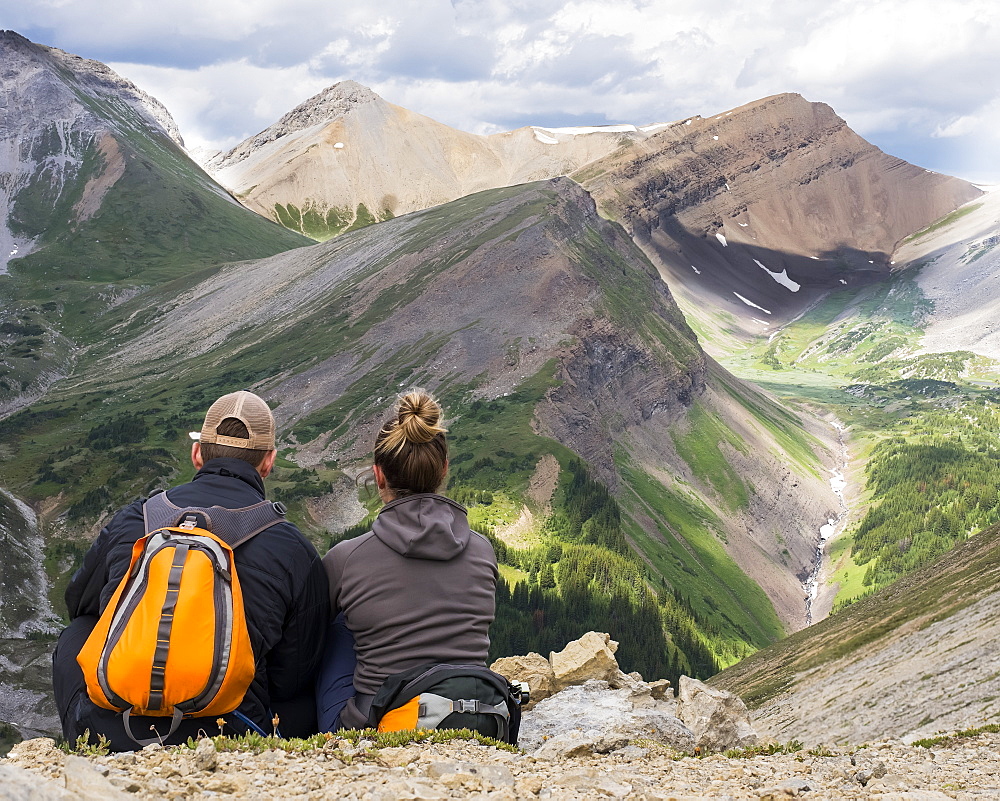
[
  {"xmin": 0, "ymin": 178, "xmax": 840, "ymax": 699},
  {"xmin": 710, "ymin": 523, "xmax": 1000, "ymax": 745}
]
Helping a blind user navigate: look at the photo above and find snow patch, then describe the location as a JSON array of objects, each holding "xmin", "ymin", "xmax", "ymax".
[
  {"xmin": 810, "ymin": 256, "xmax": 819, "ymax": 260},
  {"xmin": 738, "ymin": 223, "xmax": 748, "ymax": 227},
  {"xmin": 840, "ymin": 279, "xmax": 848, "ymax": 284},
  {"xmin": 733, "ymin": 292, "xmax": 772, "ymax": 314},
  {"xmin": 333, "ymin": 142, "xmax": 345, "ymax": 149},
  {"xmin": 753, "ymin": 259, "xmax": 800, "ymax": 292},
  {"xmin": 715, "ymin": 232, "xmax": 728, "ymax": 247},
  {"xmin": 685, "ymin": 120, "xmax": 692, "ymax": 125},
  {"xmin": 534, "ymin": 124, "xmax": 637, "ymax": 136},
  {"xmin": 639, "ymin": 122, "xmax": 672, "ymax": 133},
  {"xmin": 713, "ymin": 135, "xmax": 719, "ymax": 140},
  {"xmin": 690, "ymin": 264, "xmax": 701, "ymax": 275},
  {"xmin": 725, "ymin": 183, "xmax": 730, "ymax": 191},
  {"xmin": 533, "ymin": 129, "xmax": 559, "ymax": 145},
  {"xmin": 751, "ymin": 318, "xmax": 770, "ymax": 326}
]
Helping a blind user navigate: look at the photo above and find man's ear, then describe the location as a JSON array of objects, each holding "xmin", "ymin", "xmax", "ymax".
[
  {"xmin": 191, "ymin": 441, "xmax": 204, "ymax": 470},
  {"xmin": 258, "ymin": 449, "xmax": 278, "ymax": 478}
]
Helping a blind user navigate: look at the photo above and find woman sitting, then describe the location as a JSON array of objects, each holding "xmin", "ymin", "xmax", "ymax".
[{"xmin": 317, "ymin": 390, "xmax": 498, "ymax": 731}]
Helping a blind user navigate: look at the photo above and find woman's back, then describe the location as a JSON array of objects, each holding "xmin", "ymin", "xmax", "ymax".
[{"xmin": 325, "ymin": 493, "xmax": 497, "ymax": 696}]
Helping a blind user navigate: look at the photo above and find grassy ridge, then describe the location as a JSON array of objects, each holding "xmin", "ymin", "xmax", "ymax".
[{"xmin": 711, "ymin": 523, "xmax": 1000, "ymax": 707}]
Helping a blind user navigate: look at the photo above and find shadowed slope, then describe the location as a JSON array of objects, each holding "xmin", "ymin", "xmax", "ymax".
[{"xmin": 577, "ymin": 93, "xmax": 982, "ymax": 343}]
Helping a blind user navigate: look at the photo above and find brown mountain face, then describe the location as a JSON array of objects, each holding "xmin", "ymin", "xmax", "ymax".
[
  {"xmin": 204, "ymin": 81, "xmax": 672, "ymax": 240},
  {"xmin": 576, "ymin": 93, "xmax": 983, "ymax": 333}
]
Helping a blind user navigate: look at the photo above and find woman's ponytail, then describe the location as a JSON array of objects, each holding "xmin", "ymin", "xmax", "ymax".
[{"xmin": 373, "ymin": 390, "xmax": 449, "ymax": 496}]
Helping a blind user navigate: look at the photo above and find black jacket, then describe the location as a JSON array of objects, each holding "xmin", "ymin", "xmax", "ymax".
[{"xmin": 65, "ymin": 457, "xmax": 329, "ymax": 737}]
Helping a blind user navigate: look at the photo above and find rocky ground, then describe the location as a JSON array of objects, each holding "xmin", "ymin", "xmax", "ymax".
[
  {"xmin": 4, "ymin": 729, "xmax": 1000, "ymax": 800},
  {"xmin": 3, "ymin": 632, "xmax": 999, "ymax": 799}
]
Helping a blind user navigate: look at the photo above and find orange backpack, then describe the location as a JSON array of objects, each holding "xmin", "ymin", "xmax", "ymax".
[{"xmin": 76, "ymin": 492, "xmax": 286, "ymax": 745}]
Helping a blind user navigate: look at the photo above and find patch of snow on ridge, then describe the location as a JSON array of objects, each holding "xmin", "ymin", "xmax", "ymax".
[
  {"xmin": 334, "ymin": 142, "xmax": 344, "ymax": 149},
  {"xmin": 533, "ymin": 129, "xmax": 558, "ymax": 145},
  {"xmin": 716, "ymin": 232, "xmax": 728, "ymax": 247},
  {"xmin": 535, "ymin": 124, "xmax": 637, "ymax": 136},
  {"xmin": 639, "ymin": 122, "xmax": 672, "ymax": 133},
  {"xmin": 754, "ymin": 259, "xmax": 800, "ymax": 291},
  {"xmin": 733, "ymin": 292, "xmax": 771, "ymax": 314},
  {"xmin": 690, "ymin": 265, "xmax": 701, "ymax": 274},
  {"xmin": 739, "ymin": 222, "xmax": 748, "ymax": 227}
]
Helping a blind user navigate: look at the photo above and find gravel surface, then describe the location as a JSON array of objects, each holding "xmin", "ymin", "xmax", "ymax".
[{"xmin": 6, "ymin": 731, "xmax": 1000, "ymax": 800}]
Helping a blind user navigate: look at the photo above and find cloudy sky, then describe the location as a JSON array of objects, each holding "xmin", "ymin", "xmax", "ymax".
[{"xmin": 6, "ymin": 0, "xmax": 998, "ymax": 182}]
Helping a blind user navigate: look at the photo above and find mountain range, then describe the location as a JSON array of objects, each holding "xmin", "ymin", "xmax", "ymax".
[{"xmin": 1, "ymin": 29, "xmax": 998, "ymax": 747}]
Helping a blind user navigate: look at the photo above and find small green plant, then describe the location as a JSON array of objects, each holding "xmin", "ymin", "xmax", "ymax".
[
  {"xmin": 721, "ymin": 739, "xmax": 803, "ymax": 759},
  {"xmin": 59, "ymin": 729, "xmax": 111, "ymax": 756}
]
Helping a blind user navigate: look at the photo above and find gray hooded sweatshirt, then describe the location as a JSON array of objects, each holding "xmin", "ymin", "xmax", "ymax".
[{"xmin": 323, "ymin": 493, "xmax": 498, "ymax": 698}]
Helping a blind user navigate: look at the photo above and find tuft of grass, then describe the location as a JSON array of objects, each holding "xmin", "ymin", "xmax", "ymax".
[
  {"xmin": 911, "ymin": 724, "xmax": 1000, "ymax": 749},
  {"xmin": 904, "ymin": 203, "xmax": 983, "ymax": 243},
  {"xmin": 721, "ymin": 739, "xmax": 803, "ymax": 759}
]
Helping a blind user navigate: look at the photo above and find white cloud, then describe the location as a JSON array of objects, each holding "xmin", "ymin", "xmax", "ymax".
[{"xmin": 6, "ymin": 0, "xmax": 1000, "ymax": 181}]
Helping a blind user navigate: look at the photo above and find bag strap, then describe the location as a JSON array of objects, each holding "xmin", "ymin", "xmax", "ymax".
[
  {"xmin": 122, "ymin": 708, "xmax": 183, "ymax": 747},
  {"xmin": 142, "ymin": 491, "xmax": 287, "ymax": 548},
  {"xmin": 416, "ymin": 692, "xmax": 510, "ymax": 741}
]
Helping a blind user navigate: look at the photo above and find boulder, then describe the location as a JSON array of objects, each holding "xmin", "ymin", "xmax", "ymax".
[
  {"xmin": 0, "ymin": 763, "xmax": 75, "ymax": 800},
  {"xmin": 676, "ymin": 676, "xmax": 758, "ymax": 751},
  {"xmin": 549, "ymin": 631, "xmax": 620, "ymax": 689},
  {"xmin": 490, "ymin": 652, "xmax": 556, "ymax": 706},
  {"xmin": 518, "ymin": 679, "xmax": 695, "ymax": 757}
]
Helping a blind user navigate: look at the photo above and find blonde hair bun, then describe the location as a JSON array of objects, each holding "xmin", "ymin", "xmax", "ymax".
[{"xmin": 377, "ymin": 390, "xmax": 448, "ymax": 456}]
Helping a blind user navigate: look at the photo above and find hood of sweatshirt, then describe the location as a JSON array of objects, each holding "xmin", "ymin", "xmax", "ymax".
[{"xmin": 371, "ymin": 493, "xmax": 471, "ymax": 560}]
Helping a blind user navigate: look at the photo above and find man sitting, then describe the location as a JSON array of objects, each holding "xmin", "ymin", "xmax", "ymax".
[{"xmin": 52, "ymin": 390, "xmax": 328, "ymax": 749}]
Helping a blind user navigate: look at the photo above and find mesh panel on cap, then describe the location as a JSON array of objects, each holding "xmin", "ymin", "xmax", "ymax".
[{"xmin": 200, "ymin": 391, "xmax": 275, "ymax": 451}]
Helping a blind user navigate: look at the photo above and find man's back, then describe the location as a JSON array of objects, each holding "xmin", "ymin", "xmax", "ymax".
[{"xmin": 54, "ymin": 392, "xmax": 329, "ymax": 751}]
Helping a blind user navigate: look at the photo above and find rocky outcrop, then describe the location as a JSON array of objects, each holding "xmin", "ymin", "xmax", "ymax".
[
  {"xmin": 495, "ymin": 632, "xmax": 757, "ymax": 757},
  {"xmin": 548, "ymin": 631, "xmax": 620, "ymax": 689},
  {"xmin": 489, "ymin": 653, "xmax": 555, "ymax": 706},
  {"xmin": 677, "ymin": 675, "xmax": 758, "ymax": 752},
  {"xmin": 520, "ymin": 680, "xmax": 696, "ymax": 758}
]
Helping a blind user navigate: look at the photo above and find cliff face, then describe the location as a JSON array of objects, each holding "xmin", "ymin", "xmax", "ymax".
[{"xmin": 577, "ymin": 93, "xmax": 983, "ymax": 332}]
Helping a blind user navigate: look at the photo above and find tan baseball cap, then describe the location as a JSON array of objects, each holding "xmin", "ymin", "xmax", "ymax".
[{"xmin": 198, "ymin": 390, "xmax": 275, "ymax": 451}]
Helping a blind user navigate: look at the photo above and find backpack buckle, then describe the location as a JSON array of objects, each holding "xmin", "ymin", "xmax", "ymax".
[
  {"xmin": 179, "ymin": 514, "xmax": 198, "ymax": 530},
  {"xmin": 456, "ymin": 699, "xmax": 480, "ymax": 714}
]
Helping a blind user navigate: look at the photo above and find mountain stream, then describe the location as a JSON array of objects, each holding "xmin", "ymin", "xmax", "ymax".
[{"xmin": 804, "ymin": 421, "xmax": 849, "ymax": 625}]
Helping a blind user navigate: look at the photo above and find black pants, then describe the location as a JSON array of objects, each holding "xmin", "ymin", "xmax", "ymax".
[{"xmin": 53, "ymin": 616, "xmax": 317, "ymax": 751}]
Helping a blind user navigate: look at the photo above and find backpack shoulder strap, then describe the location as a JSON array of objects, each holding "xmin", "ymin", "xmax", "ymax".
[{"xmin": 142, "ymin": 491, "xmax": 288, "ymax": 548}]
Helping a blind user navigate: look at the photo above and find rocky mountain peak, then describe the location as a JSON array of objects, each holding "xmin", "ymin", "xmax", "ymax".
[
  {"xmin": 0, "ymin": 30, "xmax": 183, "ymax": 147},
  {"xmin": 209, "ymin": 80, "xmax": 382, "ymax": 168},
  {"xmin": 275, "ymin": 80, "xmax": 381, "ymax": 133}
]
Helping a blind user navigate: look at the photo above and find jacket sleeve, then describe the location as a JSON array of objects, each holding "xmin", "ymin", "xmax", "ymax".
[
  {"xmin": 265, "ymin": 550, "xmax": 330, "ymax": 703},
  {"xmin": 64, "ymin": 500, "xmax": 144, "ymax": 619}
]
